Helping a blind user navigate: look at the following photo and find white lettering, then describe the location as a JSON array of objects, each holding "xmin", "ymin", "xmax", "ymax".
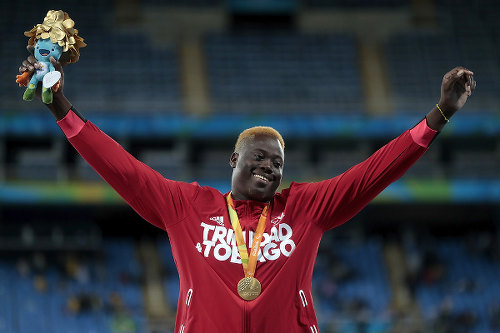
[
  {"xmin": 212, "ymin": 225, "xmax": 227, "ymax": 244},
  {"xmin": 203, "ymin": 240, "xmax": 215, "ymax": 257},
  {"xmin": 258, "ymin": 248, "xmax": 266, "ymax": 262},
  {"xmin": 270, "ymin": 227, "xmax": 279, "ymax": 242},
  {"xmin": 198, "ymin": 222, "xmax": 295, "ymax": 263},
  {"xmin": 200, "ymin": 222, "xmax": 215, "ymax": 241},
  {"xmin": 279, "ymin": 224, "xmax": 292, "ymax": 241},
  {"xmin": 214, "ymin": 243, "xmax": 231, "ymax": 261},
  {"xmin": 280, "ymin": 239, "xmax": 296, "ymax": 256},
  {"xmin": 226, "ymin": 228, "xmax": 235, "ymax": 245},
  {"xmin": 260, "ymin": 232, "xmax": 270, "ymax": 246},
  {"xmin": 263, "ymin": 242, "xmax": 280, "ymax": 260}
]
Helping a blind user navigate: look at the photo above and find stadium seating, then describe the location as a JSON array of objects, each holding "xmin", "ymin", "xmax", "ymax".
[
  {"xmin": 65, "ymin": 32, "xmax": 182, "ymax": 114},
  {"xmin": 385, "ymin": 0, "xmax": 500, "ymax": 114},
  {"xmin": 156, "ymin": 239, "xmax": 179, "ymax": 312},
  {"xmin": 313, "ymin": 238, "xmax": 392, "ymax": 331},
  {"xmin": 2, "ymin": 233, "xmax": 500, "ymax": 333},
  {"xmin": 204, "ymin": 32, "xmax": 363, "ymax": 114},
  {"xmin": 302, "ymin": 0, "xmax": 408, "ymax": 8},
  {"xmin": 1, "ymin": 0, "xmax": 181, "ymax": 115},
  {"xmin": 143, "ymin": 0, "xmax": 223, "ymax": 6},
  {"xmin": 408, "ymin": 237, "xmax": 500, "ymax": 333},
  {"xmin": 0, "ymin": 240, "xmax": 147, "ymax": 333}
]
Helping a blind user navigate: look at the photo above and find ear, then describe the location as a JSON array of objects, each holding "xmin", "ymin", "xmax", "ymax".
[{"xmin": 230, "ymin": 152, "xmax": 238, "ymax": 168}]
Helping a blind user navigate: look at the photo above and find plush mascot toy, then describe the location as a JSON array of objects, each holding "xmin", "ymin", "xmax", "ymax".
[{"xmin": 16, "ymin": 10, "xmax": 86, "ymax": 104}]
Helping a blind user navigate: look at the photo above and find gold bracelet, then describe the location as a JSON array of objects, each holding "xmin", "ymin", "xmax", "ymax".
[{"xmin": 436, "ymin": 104, "xmax": 449, "ymax": 122}]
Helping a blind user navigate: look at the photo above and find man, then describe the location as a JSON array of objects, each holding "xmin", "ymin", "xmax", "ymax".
[{"xmin": 19, "ymin": 53, "xmax": 475, "ymax": 332}]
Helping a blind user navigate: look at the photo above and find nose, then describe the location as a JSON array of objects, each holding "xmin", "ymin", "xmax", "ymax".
[{"xmin": 259, "ymin": 159, "xmax": 273, "ymax": 174}]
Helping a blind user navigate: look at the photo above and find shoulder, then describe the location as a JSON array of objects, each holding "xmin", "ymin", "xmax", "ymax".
[
  {"xmin": 194, "ymin": 183, "xmax": 227, "ymax": 201},
  {"xmin": 274, "ymin": 181, "xmax": 313, "ymax": 201}
]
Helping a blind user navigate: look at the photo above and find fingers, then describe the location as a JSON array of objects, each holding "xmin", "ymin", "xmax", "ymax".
[
  {"xmin": 466, "ymin": 74, "xmax": 472, "ymax": 95},
  {"xmin": 50, "ymin": 56, "xmax": 62, "ymax": 72},
  {"xmin": 456, "ymin": 70, "xmax": 470, "ymax": 95},
  {"xmin": 50, "ymin": 57, "xmax": 64, "ymax": 90},
  {"xmin": 456, "ymin": 67, "xmax": 475, "ymax": 96},
  {"xmin": 28, "ymin": 55, "xmax": 39, "ymax": 69},
  {"xmin": 26, "ymin": 44, "xmax": 35, "ymax": 55},
  {"xmin": 20, "ymin": 59, "xmax": 36, "ymax": 73},
  {"xmin": 445, "ymin": 66, "xmax": 473, "ymax": 79},
  {"xmin": 465, "ymin": 73, "xmax": 477, "ymax": 96},
  {"xmin": 467, "ymin": 73, "xmax": 476, "ymax": 91},
  {"xmin": 19, "ymin": 62, "xmax": 31, "ymax": 73},
  {"xmin": 19, "ymin": 54, "xmax": 40, "ymax": 73},
  {"xmin": 50, "ymin": 57, "xmax": 64, "ymax": 82},
  {"xmin": 444, "ymin": 66, "xmax": 475, "ymax": 96},
  {"xmin": 453, "ymin": 67, "xmax": 473, "ymax": 83}
]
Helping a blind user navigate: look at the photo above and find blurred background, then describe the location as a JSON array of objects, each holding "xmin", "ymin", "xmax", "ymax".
[{"xmin": 1, "ymin": 0, "xmax": 500, "ymax": 332}]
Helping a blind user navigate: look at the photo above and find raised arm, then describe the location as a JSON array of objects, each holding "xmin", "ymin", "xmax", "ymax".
[
  {"xmin": 293, "ymin": 67, "xmax": 476, "ymax": 231},
  {"xmin": 18, "ymin": 55, "xmax": 198, "ymax": 230},
  {"xmin": 426, "ymin": 66, "xmax": 476, "ymax": 131}
]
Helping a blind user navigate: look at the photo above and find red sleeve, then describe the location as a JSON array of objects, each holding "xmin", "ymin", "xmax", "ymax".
[
  {"xmin": 292, "ymin": 122, "xmax": 435, "ymax": 231},
  {"xmin": 59, "ymin": 113, "xmax": 198, "ymax": 230}
]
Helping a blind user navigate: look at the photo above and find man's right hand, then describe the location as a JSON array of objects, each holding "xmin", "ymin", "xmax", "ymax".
[
  {"xmin": 18, "ymin": 45, "xmax": 39, "ymax": 76},
  {"xmin": 19, "ymin": 44, "xmax": 70, "ymax": 74},
  {"xmin": 18, "ymin": 45, "xmax": 71, "ymax": 120},
  {"xmin": 19, "ymin": 45, "xmax": 66, "ymax": 95}
]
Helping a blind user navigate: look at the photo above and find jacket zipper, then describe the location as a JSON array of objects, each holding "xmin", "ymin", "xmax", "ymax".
[
  {"xmin": 179, "ymin": 289, "xmax": 193, "ymax": 333},
  {"xmin": 299, "ymin": 290, "xmax": 319, "ymax": 333},
  {"xmin": 243, "ymin": 301, "xmax": 249, "ymax": 333}
]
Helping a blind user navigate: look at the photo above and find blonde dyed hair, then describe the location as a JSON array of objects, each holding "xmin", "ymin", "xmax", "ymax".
[{"xmin": 234, "ymin": 126, "xmax": 285, "ymax": 153}]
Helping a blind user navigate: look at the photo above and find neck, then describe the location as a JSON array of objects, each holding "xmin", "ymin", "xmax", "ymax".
[{"xmin": 230, "ymin": 191, "xmax": 271, "ymax": 203}]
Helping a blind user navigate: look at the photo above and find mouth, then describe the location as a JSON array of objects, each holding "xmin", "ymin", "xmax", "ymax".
[
  {"xmin": 39, "ymin": 49, "xmax": 50, "ymax": 57},
  {"xmin": 253, "ymin": 173, "xmax": 271, "ymax": 183}
]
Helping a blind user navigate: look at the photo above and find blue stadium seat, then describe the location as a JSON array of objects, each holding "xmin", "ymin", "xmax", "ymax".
[
  {"xmin": 414, "ymin": 239, "xmax": 500, "ymax": 332},
  {"xmin": 0, "ymin": 239, "xmax": 147, "ymax": 333},
  {"xmin": 205, "ymin": 32, "xmax": 363, "ymax": 114}
]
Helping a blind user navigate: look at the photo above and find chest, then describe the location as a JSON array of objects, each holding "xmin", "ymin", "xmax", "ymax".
[
  {"xmin": 166, "ymin": 192, "xmax": 321, "ymax": 293},
  {"xmin": 171, "ymin": 197, "xmax": 310, "ymax": 272},
  {"xmin": 200, "ymin": 205, "xmax": 293, "ymax": 258}
]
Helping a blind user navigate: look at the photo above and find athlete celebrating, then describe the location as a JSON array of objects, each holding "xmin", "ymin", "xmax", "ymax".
[{"xmin": 19, "ymin": 53, "xmax": 475, "ymax": 332}]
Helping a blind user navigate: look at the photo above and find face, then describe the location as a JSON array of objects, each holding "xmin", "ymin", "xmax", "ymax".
[
  {"xmin": 230, "ymin": 135, "xmax": 284, "ymax": 202},
  {"xmin": 35, "ymin": 38, "xmax": 63, "ymax": 62}
]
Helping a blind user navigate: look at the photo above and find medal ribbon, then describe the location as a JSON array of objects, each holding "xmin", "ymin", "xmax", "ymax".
[{"xmin": 226, "ymin": 192, "xmax": 269, "ymax": 277}]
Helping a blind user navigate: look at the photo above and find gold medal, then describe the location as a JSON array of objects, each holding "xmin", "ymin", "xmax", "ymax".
[
  {"xmin": 227, "ymin": 193, "xmax": 269, "ymax": 301},
  {"xmin": 237, "ymin": 276, "xmax": 261, "ymax": 301}
]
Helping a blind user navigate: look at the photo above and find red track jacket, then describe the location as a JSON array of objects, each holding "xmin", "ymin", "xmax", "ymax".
[{"xmin": 58, "ymin": 111, "xmax": 436, "ymax": 332}]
